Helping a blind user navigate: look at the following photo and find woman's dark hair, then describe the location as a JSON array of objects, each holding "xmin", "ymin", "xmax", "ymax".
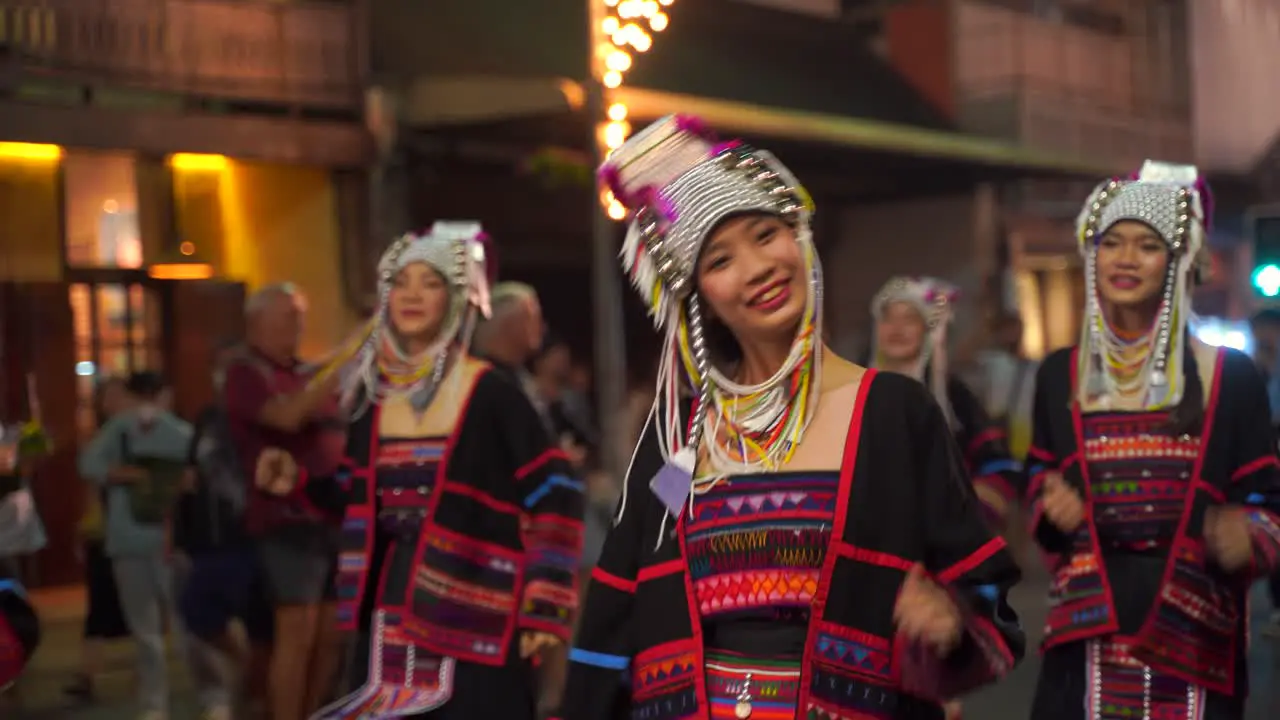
[
  {"xmin": 125, "ymin": 371, "xmax": 168, "ymax": 401},
  {"xmin": 1164, "ymin": 344, "xmax": 1204, "ymax": 436}
]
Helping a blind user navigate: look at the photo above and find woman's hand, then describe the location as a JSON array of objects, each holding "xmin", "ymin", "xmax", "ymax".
[
  {"xmin": 1041, "ymin": 472, "xmax": 1085, "ymax": 532},
  {"xmin": 519, "ymin": 630, "xmax": 561, "ymax": 659},
  {"xmin": 255, "ymin": 448, "xmax": 298, "ymax": 496},
  {"xmin": 893, "ymin": 564, "xmax": 962, "ymax": 657},
  {"xmin": 1204, "ymin": 505, "xmax": 1252, "ymax": 572}
]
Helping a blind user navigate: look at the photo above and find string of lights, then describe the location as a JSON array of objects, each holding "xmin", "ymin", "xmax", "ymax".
[{"xmin": 595, "ymin": 0, "xmax": 674, "ymax": 220}]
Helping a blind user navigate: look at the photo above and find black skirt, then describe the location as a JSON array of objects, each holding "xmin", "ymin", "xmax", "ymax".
[{"xmin": 82, "ymin": 540, "xmax": 129, "ymax": 640}]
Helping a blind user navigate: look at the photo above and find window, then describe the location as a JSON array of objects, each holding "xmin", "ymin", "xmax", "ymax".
[
  {"xmin": 69, "ymin": 281, "xmax": 163, "ymax": 439},
  {"xmin": 63, "ymin": 152, "xmax": 142, "ymax": 268}
]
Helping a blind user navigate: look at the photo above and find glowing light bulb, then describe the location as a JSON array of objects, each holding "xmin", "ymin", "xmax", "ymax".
[
  {"xmin": 608, "ymin": 200, "xmax": 627, "ymax": 220},
  {"xmin": 632, "ymin": 31, "xmax": 652, "ymax": 52},
  {"xmin": 604, "ymin": 121, "xmax": 630, "ymax": 148},
  {"xmin": 602, "ymin": 16, "xmax": 619, "ymax": 34},
  {"xmin": 603, "ymin": 70, "xmax": 622, "ymax": 88},
  {"xmin": 608, "ymin": 103, "xmax": 628, "ymax": 121},
  {"xmin": 641, "ymin": 1, "xmax": 659, "ymax": 16},
  {"xmin": 618, "ymin": 0, "xmax": 638, "ymax": 18},
  {"xmin": 659, "ymin": 0, "xmax": 674, "ymax": 5},
  {"xmin": 606, "ymin": 50, "xmax": 632, "ymax": 72},
  {"xmin": 605, "ymin": 0, "xmax": 619, "ymax": 6},
  {"xmin": 650, "ymin": 12, "xmax": 668, "ymax": 31}
]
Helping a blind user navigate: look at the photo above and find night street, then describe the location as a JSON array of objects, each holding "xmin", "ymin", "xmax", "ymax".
[{"xmin": 8, "ymin": 564, "xmax": 1280, "ymax": 719}]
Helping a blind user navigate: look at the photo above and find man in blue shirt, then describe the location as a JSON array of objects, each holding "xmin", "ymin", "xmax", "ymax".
[{"xmin": 78, "ymin": 372, "xmax": 191, "ymax": 720}]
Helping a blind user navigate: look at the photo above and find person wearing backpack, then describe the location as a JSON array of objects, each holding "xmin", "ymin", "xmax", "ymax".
[
  {"xmin": 173, "ymin": 344, "xmax": 274, "ymax": 720},
  {"xmin": 78, "ymin": 372, "xmax": 191, "ymax": 720}
]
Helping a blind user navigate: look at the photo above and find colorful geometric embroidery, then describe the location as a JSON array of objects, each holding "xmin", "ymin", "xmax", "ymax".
[
  {"xmin": 632, "ymin": 642, "xmax": 701, "ymax": 720},
  {"xmin": 409, "ymin": 529, "xmax": 521, "ymax": 662},
  {"xmin": 1084, "ymin": 637, "xmax": 1203, "ymax": 720},
  {"xmin": 314, "ymin": 610, "xmax": 455, "ymax": 719},
  {"xmin": 804, "ymin": 666, "xmax": 907, "ymax": 719},
  {"xmin": 705, "ymin": 650, "xmax": 801, "ymax": 720},
  {"xmin": 1083, "ymin": 413, "xmax": 1197, "ymax": 552},
  {"xmin": 811, "ymin": 626, "xmax": 892, "ymax": 681},
  {"xmin": 685, "ymin": 472, "xmax": 839, "ymax": 620}
]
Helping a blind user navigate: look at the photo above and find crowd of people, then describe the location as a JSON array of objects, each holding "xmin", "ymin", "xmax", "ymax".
[{"xmin": 0, "ymin": 115, "xmax": 1278, "ymax": 720}]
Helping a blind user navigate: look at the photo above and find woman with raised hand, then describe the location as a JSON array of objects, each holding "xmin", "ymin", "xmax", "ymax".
[{"xmin": 255, "ymin": 222, "xmax": 583, "ymax": 719}]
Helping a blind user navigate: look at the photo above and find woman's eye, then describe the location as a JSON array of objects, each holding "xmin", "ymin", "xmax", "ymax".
[
  {"xmin": 706, "ymin": 256, "xmax": 729, "ymax": 271},
  {"xmin": 756, "ymin": 227, "xmax": 777, "ymax": 243}
]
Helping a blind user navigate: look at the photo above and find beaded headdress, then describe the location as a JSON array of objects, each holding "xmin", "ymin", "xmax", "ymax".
[
  {"xmin": 1074, "ymin": 160, "xmax": 1210, "ymax": 409},
  {"xmin": 601, "ymin": 115, "xmax": 821, "ymax": 527},
  {"xmin": 870, "ymin": 276, "xmax": 960, "ymax": 426},
  {"xmin": 338, "ymin": 221, "xmax": 493, "ymax": 414}
]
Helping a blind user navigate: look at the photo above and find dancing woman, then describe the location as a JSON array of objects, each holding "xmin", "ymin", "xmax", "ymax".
[
  {"xmin": 1025, "ymin": 162, "xmax": 1280, "ymax": 720},
  {"xmin": 255, "ymin": 222, "xmax": 584, "ymax": 719},
  {"xmin": 563, "ymin": 116, "xmax": 1023, "ymax": 720},
  {"xmin": 870, "ymin": 277, "xmax": 1023, "ymax": 529}
]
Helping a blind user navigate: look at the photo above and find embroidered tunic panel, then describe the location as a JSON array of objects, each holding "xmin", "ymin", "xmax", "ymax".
[
  {"xmin": 564, "ymin": 371, "xmax": 1025, "ymax": 720},
  {"xmin": 1083, "ymin": 414, "xmax": 1197, "ymax": 552},
  {"xmin": 685, "ymin": 471, "xmax": 838, "ymax": 622},
  {"xmin": 1024, "ymin": 346, "xmax": 1280, "ymax": 697},
  {"xmin": 298, "ymin": 364, "xmax": 584, "ymax": 672}
]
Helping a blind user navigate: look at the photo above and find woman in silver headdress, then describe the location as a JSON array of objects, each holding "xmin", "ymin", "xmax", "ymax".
[
  {"xmin": 563, "ymin": 116, "xmax": 1024, "ymax": 720},
  {"xmin": 1024, "ymin": 162, "xmax": 1280, "ymax": 720},
  {"xmin": 870, "ymin": 277, "xmax": 1022, "ymax": 530},
  {"xmin": 255, "ymin": 222, "xmax": 583, "ymax": 719}
]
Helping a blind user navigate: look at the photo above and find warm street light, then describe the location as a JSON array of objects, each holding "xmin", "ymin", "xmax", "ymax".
[{"xmin": 593, "ymin": 0, "xmax": 676, "ymax": 220}]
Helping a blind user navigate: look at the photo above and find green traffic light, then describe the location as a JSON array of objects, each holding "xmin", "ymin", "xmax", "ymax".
[{"xmin": 1253, "ymin": 263, "xmax": 1280, "ymax": 298}]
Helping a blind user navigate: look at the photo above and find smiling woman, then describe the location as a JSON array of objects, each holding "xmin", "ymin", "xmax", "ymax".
[
  {"xmin": 563, "ymin": 116, "xmax": 1025, "ymax": 720},
  {"xmin": 1023, "ymin": 162, "xmax": 1280, "ymax": 720}
]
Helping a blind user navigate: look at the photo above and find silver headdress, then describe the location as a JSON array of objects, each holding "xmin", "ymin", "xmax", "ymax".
[
  {"xmin": 601, "ymin": 115, "xmax": 821, "ymax": 534},
  {"xmin": 1074, "ymin": 160, "xmax": 1209, "ymax": 409},
  {"xmin": 870, "ymin": 276, "xmax": 960, "ymax": 426},
  {"xmin": 340, "ymin": 221, "xmax": 493, "ymax": 415}
]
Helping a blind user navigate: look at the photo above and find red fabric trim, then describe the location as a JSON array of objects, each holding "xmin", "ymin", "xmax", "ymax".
[
  {"xmin": 674, "ymin": 514, "xmax": 710, "ymax": 713},
  {"xmin": 832, "ymin": 541, "xmax": 913, "ymax": 572},
  {"xmin": 636, "ymin": 559, "xmax": 684, "ymax": 582},
  {"xmin": 590, "ymin": 567, "xmax": 637, "ymax": 594},
  {"xmin": 797, "ymin": 368, "xmax": 876, "ymax": 715},
  {"xmin": 514, "ymin": 448, "xmax": 570, "ymax": 481},
  {"xmin": 1026, "ymin": 445, "xmax": 1055, "ymax": 463},
  {"xmin": 1232, "ymin": 454, "xmax": 1280, "ymax": 483},
  {"xmin": 1043, "ymin": 348, "xmax": 1121, "ymax": 648},
  {"xmin": 966, "ymin": 427, "xmax": 1005, "ymax": 454},
  {"xmin": 441, "ymin": 480, "xmax": 523, "ymax": 516},
  {"xmin": 937, "ymin": 536, "xmax": 1007, "ymax": 584}
]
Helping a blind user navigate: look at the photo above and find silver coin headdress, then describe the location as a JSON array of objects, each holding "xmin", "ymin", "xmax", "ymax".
[
  {"xmin": 600, "ymin": 115, "xmax": 818, "ymax": 520},
  {"xmin": 1074, "ymin": 160, "xmax": 1210, "ymax": 409},
  {"xmin": 870, "ymin": 276, "xmax": 961, "ymax": 426},
  {"xmin": 340, "ymin": 221, "xmax": 493, "ymax": 413}
]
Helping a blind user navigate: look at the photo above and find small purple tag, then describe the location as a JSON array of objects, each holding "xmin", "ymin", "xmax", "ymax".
[{"xmin": 650, "ymin": 461, "xmax": 693, "ymax": 517}]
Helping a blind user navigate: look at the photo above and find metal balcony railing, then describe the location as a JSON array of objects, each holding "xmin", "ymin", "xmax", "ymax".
[{"xmin": 0, "ymin": 0, "xmax": 361, "ymax": 109}]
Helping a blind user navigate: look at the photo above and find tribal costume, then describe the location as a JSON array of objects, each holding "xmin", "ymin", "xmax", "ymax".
[
  {"xmin": 563, "ymin": 116, "xmax": 1023, "ymax": 720},
  {"xmin": 1025, "ymin": 162, "xmax": 1280, "ymax": 720},
  {"xmin": 870, "ymin": 278, "xmax": 1022, "ymax": 527},
  {"xmin": 290, "ymin": 222, "xmax": 584, "ymax": 719}
]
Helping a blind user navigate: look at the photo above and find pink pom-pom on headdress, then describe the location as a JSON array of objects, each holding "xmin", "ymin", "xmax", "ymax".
[{"xmin": 598, "ymin": 114, "xmax": 719, "ymax": 213}]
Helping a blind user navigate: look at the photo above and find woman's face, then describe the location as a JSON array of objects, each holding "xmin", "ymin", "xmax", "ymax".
[
  {"xmin": 695, "ymin": 214, "xmax": 806, "ymax": 347},
  {"xmin": 388, "ymin": 262, "xmax": 452, "ymax": 345},
  {"xmin": 100, "ymin": 380, "xmax": 131, "ymax": 418},
  {"xmin": 1095, "ymin": 220, "xmax": 1170, "ymax": 311},
  {"xmin": 876, "ymin": 301, "xmax": 927, "ymax": 364}
]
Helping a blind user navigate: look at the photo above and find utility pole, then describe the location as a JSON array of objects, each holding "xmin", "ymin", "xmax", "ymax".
[{"xmin": 587, "ymin": 0, "xmax": 630, "ymax": 486}]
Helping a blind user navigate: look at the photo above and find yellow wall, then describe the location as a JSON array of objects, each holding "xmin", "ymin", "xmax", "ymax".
[
  {"xmin": 173, "ymin": 159, "xmax": 360, "ymax": 358},
  {"xmin": 0, "ymin": 157, "xmax": 62, "ymax": 281}
]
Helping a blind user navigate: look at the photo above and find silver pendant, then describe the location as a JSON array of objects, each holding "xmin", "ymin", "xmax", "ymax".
[
  {"xmin": 734, "ymin": 673, "xmax": 753, "ymax": 719},
  {"xmin": 1149, "ymin": 369, "xmax": 1167, "ymax": 387}
]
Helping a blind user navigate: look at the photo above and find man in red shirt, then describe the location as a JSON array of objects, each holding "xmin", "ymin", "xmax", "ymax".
[{"xmin": 223, "ymin": 284, "xmax": 343, "ymax": 720}]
